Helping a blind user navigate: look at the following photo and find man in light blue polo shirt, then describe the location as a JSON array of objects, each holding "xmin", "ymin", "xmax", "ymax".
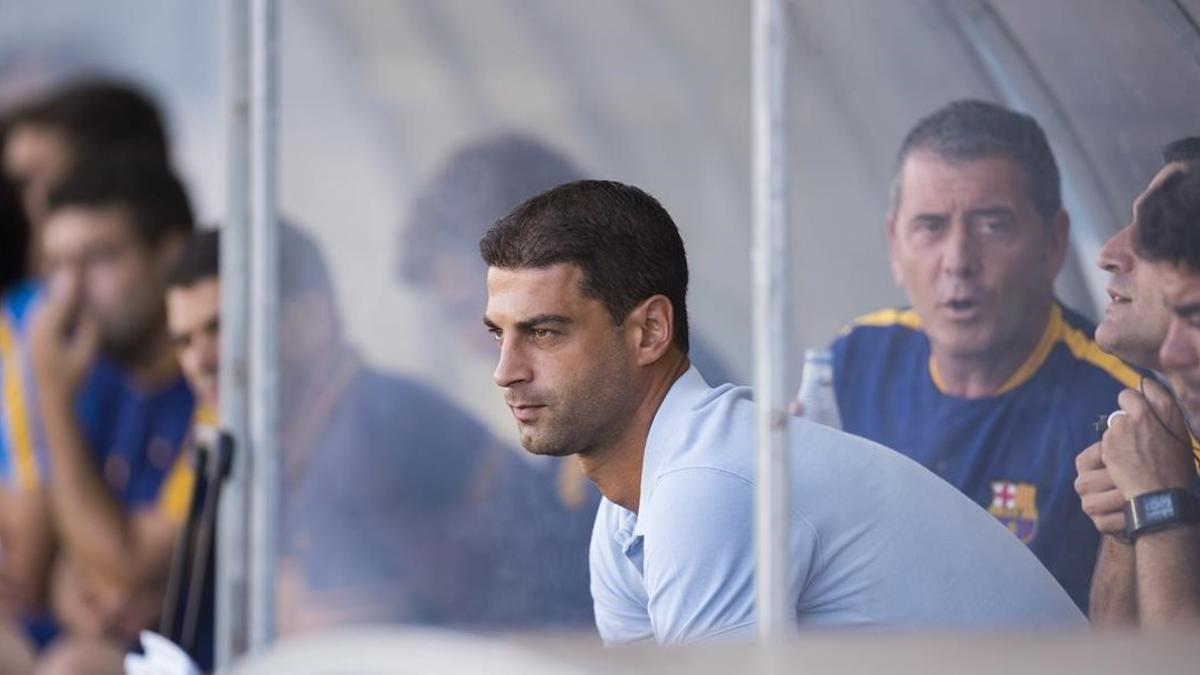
[{"xmin": 480, "ymin": 180, "xmax": 1084, "ymax": 645}]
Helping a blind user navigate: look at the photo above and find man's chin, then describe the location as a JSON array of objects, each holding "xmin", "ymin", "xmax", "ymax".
[{"xmin": 519, "ymin": 434, "xmax": 575, "ymax": 458}]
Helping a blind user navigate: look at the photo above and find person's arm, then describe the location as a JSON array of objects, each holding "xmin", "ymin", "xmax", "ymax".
[
  {"xmin": 1101, "ymin": 381, "xmax": 1200, "ymax": 625},
  {"xmin": 1132, "ymin": 525, "xmax": 1200, "ymax": 625},
  {"xmin": 1075, "ymin": 442, "xmax": 1138, "ymax": 624},
  {"xmin": 0, "ymin": 485, "xmax": 55, "ymax": 614},
  {"xmin": 29, "ymin": 286, "xmax": 178, "ymax": 606},
  {"xmin": 1089, "ymin": 537, "xmax": 1138, "ymax": 624}
]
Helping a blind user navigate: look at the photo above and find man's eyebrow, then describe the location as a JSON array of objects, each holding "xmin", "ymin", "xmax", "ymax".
[
  {"xmin": 965, "ymin": 205, "xmax": 1016, "ymax": 218},
  {"xmin": 483, "ymin": 314, "xmax": 573, "ymax": 331},
  {"xmin": 517, "ymin": 314, "xmax": 572, "ymax": 331}
]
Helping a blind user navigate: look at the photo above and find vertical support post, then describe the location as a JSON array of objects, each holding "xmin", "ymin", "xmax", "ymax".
[
  {"xmin": 247, "ymin": 0, "xmax": 280, "ymax": 652},
  {"xmin": 751, "ymin": 0, "xmax": 792, "ymax": 644},
  {"xmin": 217, "ymin": 0, "xmax": 251, "ymax": 666}
]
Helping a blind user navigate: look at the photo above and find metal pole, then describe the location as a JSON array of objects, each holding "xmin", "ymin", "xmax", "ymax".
[
  {"xmin": 217, "ymin": 0, "xmax": 251, "ymax": 666},
  {"xmin": 751, "ymin": 0, "xmax": 792, "ymax": 643},
  {"xmin": 247, "ymin": 0, "xmax": 280, "ymax": 652}
]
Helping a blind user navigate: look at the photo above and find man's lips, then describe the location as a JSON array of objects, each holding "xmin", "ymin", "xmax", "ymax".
[
  {"xmin": 1106, "ymin": 286, "xmax": 1131, "ymax": 305},
  {"xmin": 940, "ymin": 297, "xmax": 983, "ymax": 319},
  {"xmin": 509, "ymin": 404, "xmax": 546, "ymax": 422}
]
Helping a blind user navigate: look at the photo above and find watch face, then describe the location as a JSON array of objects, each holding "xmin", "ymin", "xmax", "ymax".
[{"xmin": 1143, "ymin": 493, "xmax": 1178, "ymax": 523}]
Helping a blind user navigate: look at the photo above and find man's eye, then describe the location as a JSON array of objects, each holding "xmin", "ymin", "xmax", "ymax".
[
  {"xmin": 979, "ymin": 218, "xmax": 1012, "ymax": 234},
  {"xmin": 489, "ymin": 329, "xmax": 502, "ymax": 342},
  {"xmin": 532, "ymin": 328, "xmax": 554, "ymax": 339}
]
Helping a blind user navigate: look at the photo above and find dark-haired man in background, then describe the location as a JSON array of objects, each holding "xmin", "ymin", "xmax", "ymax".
[
  {"xmin": 3, "ymin": 80, "xmax": 168, "ymax": 238},
  {"xmin": 1084, "ymin": 167, "xmax": 1200, "ymax": 626},
  {"xmin": 1076, "ymin": 137, "xmax": 1200, "ymax": 625},
  {"xmin": 21, "ymin": 156, "xmax": 197, "ymax": 673},
  {"xmin": 0, "ymin": 83, "xmax": 174, "ymax": 656}
]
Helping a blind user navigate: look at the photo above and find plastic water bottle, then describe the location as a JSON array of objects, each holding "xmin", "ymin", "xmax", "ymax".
[{"xmin": 796, "ymin": 348, "xmax": 842, "ymax": 429}]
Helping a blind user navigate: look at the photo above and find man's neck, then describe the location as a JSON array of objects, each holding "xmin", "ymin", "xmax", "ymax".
[
  {"xmin": 579, "ymin": 352, "xmax": 691, "ymax": 514},
  {"xmin": 120, "ymin": 325, "xmax": 179, "ymax": 391},
  {"xmin": 930, "ymin": 300, "xmax": 1052, "ymax": 399}
]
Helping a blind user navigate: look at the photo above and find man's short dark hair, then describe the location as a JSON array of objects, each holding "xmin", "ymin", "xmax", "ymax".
[
  {"xmin": 890, "ymin": 99, "xmax": 1061, "ymax": 222},
  {"xmin": 1135, "ymin": 168, "xmax": 1200, "ymax": 272},
  {"xmin": 480, "ymin": 180, "xmax": 690, "ymax": 354},
  {"xmin": 8, "ymin": 79, "xmax": 169, "ymax": 166},
  {"xmin": 168, "ymin": 229, "xmax": 219, "ymax": 290},
  {"xmin": 46, "ymin": 154, "xmax": 194, "ymax": 248},
  {"xmin": 1162, "ymin": 137, "xmax": 1200, "ymax": 166}
]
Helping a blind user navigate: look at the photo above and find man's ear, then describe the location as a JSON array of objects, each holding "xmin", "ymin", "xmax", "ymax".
[{"xmin": 627, "ymin": 294, "xmax": 675, "ymax": 366}]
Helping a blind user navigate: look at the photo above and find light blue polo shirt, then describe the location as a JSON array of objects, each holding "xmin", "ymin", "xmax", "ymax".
[{"xmin": 589, "ymin": 367, "xmax": 1084, "ymax": 645}]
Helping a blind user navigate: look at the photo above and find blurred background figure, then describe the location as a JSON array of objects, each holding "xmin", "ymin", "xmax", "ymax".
[
  {"xmin": 25, "ymin": 155, "xmax": 197, "ymax": 675},
  {"xmin": 396, "ymin": 136, "xmax": 601, "ymax": 626},
  {"xmin": 0, "ymin": 76, "xmax": 201, "ymax": 675},
  {"xmin": 3, "ymin": 80, "xmax": 169, "ymax": 272},
  {"xmin": 278, "ymin": 220, "xmax": 602, "ymax": 631}
]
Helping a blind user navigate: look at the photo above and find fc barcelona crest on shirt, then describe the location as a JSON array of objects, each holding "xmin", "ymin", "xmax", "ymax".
[{"xmin": 987, "ymin": 481, "xmax": 1039, "ymax": 544}]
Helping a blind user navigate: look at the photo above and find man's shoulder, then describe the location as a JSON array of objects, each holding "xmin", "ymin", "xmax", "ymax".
[
  {"xmin": 650, "ymin": 382, "xmax": 758, "ymax": 482},
  {"xmin": 831, "ymin": 307, "xmax": 927, "ymax": 358},
  {"xmin": 830, "ymin": 307, "xmax": 929, "ymax": 406}
]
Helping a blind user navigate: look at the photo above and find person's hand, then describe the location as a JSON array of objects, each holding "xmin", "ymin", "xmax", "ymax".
[
  {"xmin": 1075, "ymin": 441, "xmax": 1126, "ymax": 537},
  {"xmin": 1101, "ymin": 379, "xmax": 1193, "ymax": 499},
  {"xmin": 29, "ymin": 273, "xmax": 99, "ymax": 404},
  {"xmin": 49, "ymin": 558, "xmax": 108, "ymax": 639}
]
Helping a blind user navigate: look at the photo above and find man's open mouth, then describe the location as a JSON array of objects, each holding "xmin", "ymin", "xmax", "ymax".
[{"xmin": 1107, "ymin": 288, "xmax": 1131, "ymax": 304}]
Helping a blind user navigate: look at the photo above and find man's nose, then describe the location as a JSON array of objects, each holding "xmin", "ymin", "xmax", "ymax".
[
  {"xmin": 1097, "ymin": 225, "xmax": 1134, "ymax": 275},
  {"xmin": 493, "ymin": 338, "xmax": 532, "ymax": 388}
]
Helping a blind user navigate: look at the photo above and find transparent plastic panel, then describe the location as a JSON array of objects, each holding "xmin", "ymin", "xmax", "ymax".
[{"xmin": 273, "ymin": 0, "xmax": 751, "ymax": 637}]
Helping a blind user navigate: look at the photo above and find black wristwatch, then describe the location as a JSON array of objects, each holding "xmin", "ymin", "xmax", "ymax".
[{"xmin": 1123, "ymin": 488, "xmax": 1200, "ymax": 542}]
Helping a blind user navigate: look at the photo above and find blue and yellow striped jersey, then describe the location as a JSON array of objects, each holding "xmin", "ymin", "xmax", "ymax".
[
  {"xmin": 73, "ymin": 355, "xmax": 195, "ymax": 513},
  {"xmin": 831, "ymin": 301, "xmax": 1145, "ymax": 615},
  {"xmin": 0, "ymin": 281, "xmax": 47, "ymax": 491},
  {"xmin": 0, "ymin": 282, "xmax": 196, "ymax": 517}
]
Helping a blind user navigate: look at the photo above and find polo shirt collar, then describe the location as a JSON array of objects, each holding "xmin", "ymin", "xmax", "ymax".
[{"xmin": 633, "ymin": 365, "xmax": 711, "ymax": 536}]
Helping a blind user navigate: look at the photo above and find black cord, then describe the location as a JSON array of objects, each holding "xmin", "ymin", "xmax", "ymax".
[{"xmin": 1140, "ymin": 376, "xmax": 1192, "ymax": 448}]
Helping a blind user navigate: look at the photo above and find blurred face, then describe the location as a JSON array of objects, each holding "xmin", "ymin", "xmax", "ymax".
[
  {"xmin": 484, "ymin": 263, "xmax": 638, "ymax": 457},
  {"xmin": 167, "ymin": 278, "xmax": 220, "ymax": 409},
  {"xmin": 41, "ymin": 205, "xmax": 169, "ymax": 359},
  {"xmin": 3, "ymin": 123, "xmax": 73, "ymax": 231},
  {"xmin": 888, "ymin": 152, "xmax": 1068, "ymax": 362},
  {"xmin": 1094, "ymin": 163, "xmax": 1185, "ymax": 369},
  {"xmin": 1158, "ymin": 263, "xmax": 1200, "ymax": 431}
]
